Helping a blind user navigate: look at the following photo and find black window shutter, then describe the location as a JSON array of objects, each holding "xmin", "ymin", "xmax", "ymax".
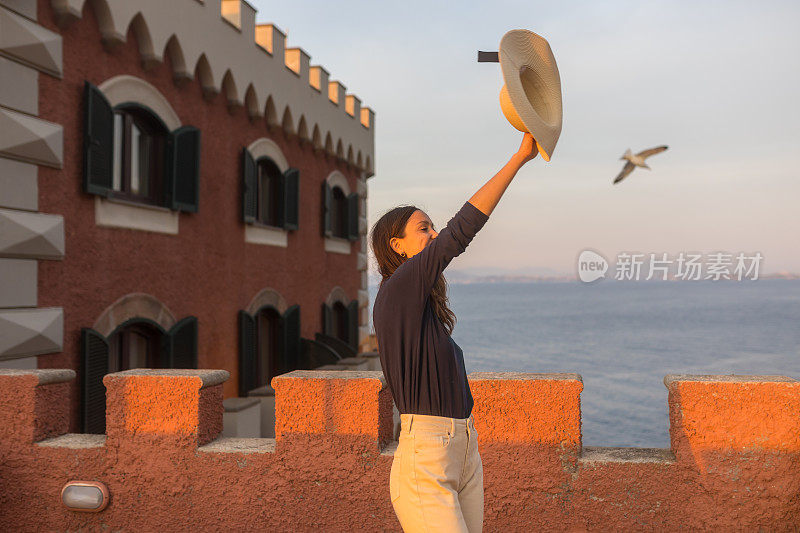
[
  {"xmin": 347, "ymin": 299, "xmax": 360, "ymax": 351},
  {"xmin": 238, "ymin": 310, "xmax": 257, "ymax": 396},
  {"xmin": 283, "ymin": 168, "xmax": 300, "ymax": 231},
  {"xmin": 322, "ymin": 182, "xmax": 333, "ymax": 237},
  {"xmin": 81, "ymin": 328, "xmax": 109, "ymax": 434},
  {"xmin": 242, "ymin": 148, "xmax": 257, "ymax": 223},
  {"xmin": 347, "ymin": 193, "xmax": 360, "ymax": 241},
  {"xmin": 322, "ymin": 303, "xmax": 332, "ymax": 336},
  {"xmin": 166, "ymin": 316, "xmax": 198, "ymax": 368},
  {"xmin": 276, "ymin": 167, "xmax": 286, "ymax": 229},
  {"xmin": 83, "ymin": 81, "xmax": 114, "ymax": 196},
  {"xmin": 281, "ymin": 305, "xmax": 301, "ymax": 375},
  {"xmin": 167, "ymin": 126, "xmax": 200, "ymax": 212}
]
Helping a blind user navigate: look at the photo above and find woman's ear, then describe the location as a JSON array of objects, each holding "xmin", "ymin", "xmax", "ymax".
[{"xmin": 389, "ymin": 237, "xmax": 403, "ymax": 256}]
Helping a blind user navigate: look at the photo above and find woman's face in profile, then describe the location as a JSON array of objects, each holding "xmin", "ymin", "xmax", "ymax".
[{"xmin": 392, "ymin": 210, "xmax": 438, "ymax": 259}]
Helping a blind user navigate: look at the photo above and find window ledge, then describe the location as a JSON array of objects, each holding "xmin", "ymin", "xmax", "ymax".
[
  {"xmin": 245, "ymin": 223, "xmax": 288, "ymax": 247},
  {"xmin": 324, "ymin": 236, "xmax": 352, "ymax": 255},
  {"xmin": 94, "ymin": 196, "xmax": 178, "ymax": 235}
]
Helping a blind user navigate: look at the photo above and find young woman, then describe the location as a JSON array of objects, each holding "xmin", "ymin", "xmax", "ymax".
[{"xmin": 371, "ymin": 133, "xmax": 539, "ymax": 532}]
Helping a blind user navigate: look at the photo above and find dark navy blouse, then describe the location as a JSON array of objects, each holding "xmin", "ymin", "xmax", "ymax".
[{"xmin": 373, "ymin": 201, "xmax": 489, "ymax": 419}]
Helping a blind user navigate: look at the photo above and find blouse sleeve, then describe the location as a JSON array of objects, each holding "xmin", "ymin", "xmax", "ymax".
[{"xmin": 382, "ymin": 201, "xmax": 489, "ymax": 312}]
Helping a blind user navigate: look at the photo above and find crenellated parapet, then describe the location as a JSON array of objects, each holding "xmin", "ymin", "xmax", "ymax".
[
  {"xmin": 1, "ymin": 369, "xmax": 797, "ymax": 530},
  {"xmin": 49, "ymin": 0, "xmax": 375, "ymax": 176}
]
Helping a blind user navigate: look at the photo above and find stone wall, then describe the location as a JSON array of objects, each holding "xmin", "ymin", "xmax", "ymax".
[{"xmin": 1, "ymin": 369, "xmax": 797, "ymax": 531}]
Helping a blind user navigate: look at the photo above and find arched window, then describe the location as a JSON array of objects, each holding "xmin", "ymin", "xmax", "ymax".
[
  {"xmin": 111, "ymin": 105, "xmax": 167, "ymax": 205},
  {"xmin": 241, "ymin": 141, "xmax": 300, "ymax": 235},
  {"xmin": 238, "ymin": 301, "xmax": 301, "ymax": 397},
  {"xmin": 321, "ymin": 171, "xmax": 358, "ymax": 246},
  {"xmin": 81, "ymin": 302, "xmax": 198, "ymax": 434},
  {"xmin": 108, "ymin": 320, "xmax": 165, "ymax": 372},
  {"xmin": 256, "ymin": 306, "xmax": 282, "ymax": 386},
  {"xmin": 83, "ymin": 81, "xmax": 200, "ymax": 214},
  {"xmin": 257, "ymin": 157, "xmax": 283, "ymax": 227},
  {"xmin": 321, "ymin": 290, "xmax": 359, "ymax": 351}
]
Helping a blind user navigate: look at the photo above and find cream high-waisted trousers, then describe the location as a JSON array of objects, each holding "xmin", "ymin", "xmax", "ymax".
[{"xmin": 390, "ymin": 413, "xmax": 484, "ymax": 532}]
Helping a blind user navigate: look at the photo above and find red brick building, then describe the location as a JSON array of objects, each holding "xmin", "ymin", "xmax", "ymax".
[{"xmin": 0, "ymin": 0, "xmax": 376, "ymax": 437}]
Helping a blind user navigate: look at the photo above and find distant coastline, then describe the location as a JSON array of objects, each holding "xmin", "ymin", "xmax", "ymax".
[
  {"xmin": 446, "ymin": 272, "xmax": 800, "ymax": 284},
  {"xmin": 368, "ymin": 271, "xmax": 800, "ymax": 286}
]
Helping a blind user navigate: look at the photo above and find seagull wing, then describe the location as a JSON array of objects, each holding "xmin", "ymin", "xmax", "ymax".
[
  {"xmin": 636, "ymin": 145, "xmax": 668, "ymax": 160},
  {"xmin": 613, "ymin": 162, "xmax": 635, "ymax": 184}
]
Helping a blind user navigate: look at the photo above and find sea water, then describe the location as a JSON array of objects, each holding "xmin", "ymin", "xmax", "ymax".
[{"xmin": 369, "ymin": 279, "xmax": 800, "ymax": 447}]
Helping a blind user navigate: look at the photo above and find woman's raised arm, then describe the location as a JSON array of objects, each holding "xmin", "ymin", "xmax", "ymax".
[{"xmin": 469, "ymin": 133, "xmax": 538, "ymax": 216}]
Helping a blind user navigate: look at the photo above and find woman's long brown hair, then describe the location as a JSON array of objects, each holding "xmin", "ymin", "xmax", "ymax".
[{"xmin": 370, "ymin": 206, "xmax": 456, "ymax": 335}]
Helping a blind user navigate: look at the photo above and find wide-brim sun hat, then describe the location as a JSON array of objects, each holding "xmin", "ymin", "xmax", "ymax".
[{"xmin": 498, "ymin": 29, "xmax": 563, "ymax": 161}]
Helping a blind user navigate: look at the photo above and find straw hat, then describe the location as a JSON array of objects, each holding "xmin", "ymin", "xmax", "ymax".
[{"xmin": 498, "ymin": 29, "xmax": 563, "ymax": 161}]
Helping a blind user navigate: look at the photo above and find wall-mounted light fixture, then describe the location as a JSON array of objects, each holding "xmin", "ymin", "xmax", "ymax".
[{"xmin": 61, "ymin": 481, "xmax": 110, "ymax": 512}]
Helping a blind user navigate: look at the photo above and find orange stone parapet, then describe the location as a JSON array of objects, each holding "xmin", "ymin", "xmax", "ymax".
[
  {"xmin": 470, "ymin": 372, "xmax": 583, "ymax": 449},
  {"xmin": 272, "ymin": 370, "xmax": 393, "ymax": 448},
  {"xmin": 103, "ymin": 369, "xmax": 228, "ymax": 447},
  {"xmin": 665, "ymin": 374, "xmax": 800, "ymax": 456},
  {"xmin": 0, "ymin": 369, "xmax": 798, "ymax": 531},
  {"xmin": 0, "ymin": 369, "xmax": 74, "ymax": 445}
]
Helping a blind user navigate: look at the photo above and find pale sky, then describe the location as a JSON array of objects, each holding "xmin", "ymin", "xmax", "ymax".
[{"xmin": 251, "ymin": 1, "xmax": 800, "ymax": 275}]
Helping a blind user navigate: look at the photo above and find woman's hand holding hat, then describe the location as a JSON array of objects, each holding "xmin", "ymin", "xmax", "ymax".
[{"xmin": 514, "ymin": 133, "xmax": 538, "ymax": 165}]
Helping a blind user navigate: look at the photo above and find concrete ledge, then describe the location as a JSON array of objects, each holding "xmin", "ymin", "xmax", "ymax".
[
  {"xmin": 664, "ymin": 374, "xmax": 796, "ymax": 386},
  {"xmin": 324, "ymin": 237, "xmax": 351, "ymax": 255},
  {"xmin": 244, "ymin": 223, "xmax": 288, "ymax": 247},
  {"xmin": 470, "ymin": 372, "xmax": 583, "ymax": 382},
  {"xmin": 95, "ymin": 196, "xmax": 179, "ymax": 235},
  {"xmin": 109, "ymin": 369, "xmax": 230, "ymax": 388},
  {"xmin": 37, "ymin": 433, "xmax": 106, "ymax": 449},
  {"xmin": 0, "ymin": 368, "xmax": 75, "ymax": 385},
  {"xmin": 275, "ymin": 369, "xmax": 385, "ymax": 383},
  {"xmin": 199, "ymin": 437, "xmax": 276, "ymax": 454},
  {"xmin": 580, "ymin": 447, "xmax": 675, "ymax": 465}
]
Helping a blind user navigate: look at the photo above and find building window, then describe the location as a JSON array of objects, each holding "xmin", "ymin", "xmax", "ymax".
[
  {"xmin": 241, "ymin": 148, "xmax": 299, "ymax": 230},
  {"xmin": 322, "ymin": 298, "xmax": 360, "ymax": 351},
  {"xmin": 81, "ymin": 316, "xmax": 198, "ymax": 434},
  {"xmin": 330, "ymin": 187, "xmax": 348, "ymax": 238},
  {"xmin": 256, "ymin": 307, "xmax": 282, "ymax": 386},
  {"xmin": 83, "ymin": 81, "xmax": 201, "ymax": 212},
  {"xmin": 330, "ymin": 301, "xmax": 348, "ymax": 342},
  {"xmin": 108, "ymin": 321, "xmax": 164, "ymax": 372},
  {"xmin": 238, "ymin": 305, "xmax": 301, "ymax": 396},
  {"xmin": 110, "ymin": 106, "xmax": 166, "ymax": 206},
  {"xmin": 322, "ymin": 178, "xmax": 359, "ymax": 242},
  {"xmin": 257, "ymin": 158, "xmax": 283, "ymax": 227}
]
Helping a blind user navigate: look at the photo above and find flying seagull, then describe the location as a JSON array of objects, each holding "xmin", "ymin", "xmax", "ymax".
[{"xmin": 613, "ymin": 145, "xmax": 668, "ymax": 184}]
